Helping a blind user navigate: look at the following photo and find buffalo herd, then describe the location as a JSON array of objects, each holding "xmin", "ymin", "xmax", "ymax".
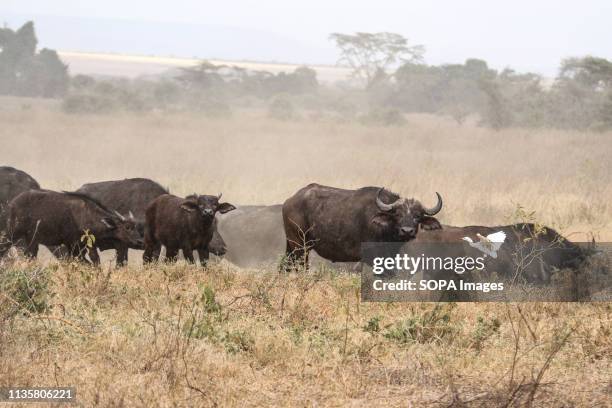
[{"xmin": 0, "ymin": 165, "xmax": 599, "ymax": 284}]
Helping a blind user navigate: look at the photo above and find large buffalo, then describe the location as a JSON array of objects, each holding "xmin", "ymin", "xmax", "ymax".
[
  {"xmin": 3, "ymin": 190, "xmax": 142, "ymax": 264},
  {"xmin": 143, "ymin": 193, "xmax": 235, "ymax": 265},
  {"xmin": 282, "ymin": 184, "xmax": 443, "ymax": 267},
  {"xmin": 75, "ymin": 178, "xmax": 227, "ymax": 265}
]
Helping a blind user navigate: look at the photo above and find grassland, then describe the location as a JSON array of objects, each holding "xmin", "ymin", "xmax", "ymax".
[{"xmin": 0, "ymin": 99, "xmax": 610, "ymax": 406}]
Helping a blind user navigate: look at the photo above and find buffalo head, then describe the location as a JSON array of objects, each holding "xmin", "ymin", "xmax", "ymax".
[
  {"xmin": 181, "ymin": 193, "xmax": 236, "ymax": 220},
  {"xmin": 101, "ymin": 211, "xmax": 143, "ymax": 247},
  {"xmin": 372, "ymin": 188, "xmax": 443, "ymax": 240}
]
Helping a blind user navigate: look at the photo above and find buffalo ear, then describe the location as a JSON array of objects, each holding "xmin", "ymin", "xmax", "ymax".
[
  {"xmin": 180, "ymin": 200, "xmax": 198, "ymax": 212},
  {"xmin": 371, "ymin": 213, "xmax": 392, "ymax": 229},
  {"xmin": 217, "ymin": 202, "xmax": 236, "ymax": 214},
  {"xmin": 420, "ymin": 216, "xmax": 442, "ymax": 230},
  {"xmin": 101, "ymin": 217, "xmax": 116, "ymax": 229}
]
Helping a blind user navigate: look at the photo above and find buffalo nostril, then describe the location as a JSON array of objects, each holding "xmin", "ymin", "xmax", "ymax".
[
  {"xmin": 203, "ymin": 209, "xmax": 214, "ymax": 216},
  {"xmin": 401, "ymin": 227, "xmax": 415, "ymax": 236}
]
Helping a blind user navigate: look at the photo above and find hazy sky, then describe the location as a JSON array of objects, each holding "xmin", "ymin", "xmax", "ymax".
[{"xmin": 3, "ymin": 0, "xmax": 611, "ymax": 76}]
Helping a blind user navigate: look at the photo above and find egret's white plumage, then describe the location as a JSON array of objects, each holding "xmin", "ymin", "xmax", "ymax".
[{"xmin": 462, "ymin": 231, "xmax": 506, "ymax": 258}]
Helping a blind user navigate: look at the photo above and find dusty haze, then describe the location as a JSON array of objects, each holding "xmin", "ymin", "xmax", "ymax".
[{"xmin": 1, "ymin": 98, "xmax": 610, "ymax": 240}]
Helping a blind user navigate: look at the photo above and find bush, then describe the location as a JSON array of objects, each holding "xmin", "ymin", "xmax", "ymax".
[
  {"xmin": 62, "ymin": 93, "xmax": 117, "ymax": 114},
  {"xmin": 0, "ymin": 264, "xmax": 52, "ymax": 320},
  {"xmin": 384, "ymin": 305, "xmax": 455, "ymax": 344},
  {"xmin": 62, "ymin": 78, "xmax": 154, "ymax": 114},
  {"xmin": 363, "ymin": 316, "xmax": 381, "ymax": 334},
  {"xmin": 268, "ymin": 95, "xmax": 295, "ymax": 121},
  {"xmin": 470, "ymin": 315, "xmax": 501, "ymax": 351},
  {"xmin": 359, "ymin": 107, "xmax": 406, "ymax": 126},
  {"xmin": 183, "ymin": 285, "xmax": 223, "ymax": 340},
  {"xmin": 194, "ymin": 97, "xmax": 233, "ymax": 118}
]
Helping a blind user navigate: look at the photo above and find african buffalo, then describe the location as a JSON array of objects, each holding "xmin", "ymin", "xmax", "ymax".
[
  {"xmin": 414, "ymin": 223, "xmax": 591, "ymax": 283},
  {"xmin": 0, "ymin": 166, "xmax": 40, "ymax": 237},
  {"xmin": 74, "ymin": 178, "xmax": 227, "ymax": 265},
  {"xmin": 282, "ymin": 184, "xmax": 443, "ymax": 268},
  {"xmin": 143, "ymin": 193, "xmax": 235, "ymax": 265},
  {"xmin": 3, "ymin": 190, "xmax": 142, "ymax": 264}
]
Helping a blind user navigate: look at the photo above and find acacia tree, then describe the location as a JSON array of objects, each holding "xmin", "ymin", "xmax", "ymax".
[
  {"xmin": 329, "ymin": 32, "xmax": 425, "ymax": 86},
  {"xmin": 558, "ymin": 56, "xmax": 612, "ymax": 89}
]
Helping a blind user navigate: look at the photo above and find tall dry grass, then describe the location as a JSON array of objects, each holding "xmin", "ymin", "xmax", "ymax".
[
  {"xmin": 1, "ymin": 99, "xmax": 610, "ymax": 239},
  {"xmin": 0, "ymin": 258, "xmax": 610, "ymax": 407}
]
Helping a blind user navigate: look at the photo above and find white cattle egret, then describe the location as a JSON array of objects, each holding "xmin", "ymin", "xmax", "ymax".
[{"xmin": 462, "ymin": 231, "xmax": 506, "ymax": 258}]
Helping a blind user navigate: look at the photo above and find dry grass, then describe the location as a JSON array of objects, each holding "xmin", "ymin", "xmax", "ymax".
[
  {"xmin": 0, "ymin": 258, "xmax": 610, "ymax": 407},
  {"xmin": 0, "ymin": 98, "xmax": 611, "ymax": 406}
]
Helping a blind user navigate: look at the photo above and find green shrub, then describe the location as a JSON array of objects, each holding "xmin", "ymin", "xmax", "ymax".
[
  {"xmin": 183, "ymin": 285, "xmax": 223, "ymax": 340},
  {"xmin": 0, "ymin": 264, "xmax": 52, "ymax": 319},
  {"xmin": 221, "ymin": 330, "xmax": 254, "ymax": 354},
  {"xmin": 471, "ymin": 315, "xmax": 501, "ymax": 351},
  {"xmin": 384, "ymin": 305, "xmax": 455, "ymax": 344},
  {"xmin": 363, "ymin": 316, "xmax": 381, "ymax": 334}
]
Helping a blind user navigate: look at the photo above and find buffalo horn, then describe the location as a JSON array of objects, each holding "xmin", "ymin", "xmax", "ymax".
[
  {"xmin": 423, "ymin": 192, "xmax": 443, "ymax": 216},
  {"xmin": 376, "ymin": 188, "xmax": 402, "ymax": 212}
]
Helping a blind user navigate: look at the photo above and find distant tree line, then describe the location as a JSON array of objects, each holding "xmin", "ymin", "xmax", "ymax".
[
  {"xmin": 367, "ymin": 56, "xmax": 612, "ymax": 130},
  {"xmin": 3, "ymin": 22, "xmax": 611, "ymax": 131},
  {"xmin": 331, "ymin": 32, "xmax": 612, "ymax": 130},
  {"xmin": 0, "ymin": 21, "xmax": 68, "ymax": 98},
  {"xmin": 63, "ymin": 62, "xmax": 319, "ymax": 116}
]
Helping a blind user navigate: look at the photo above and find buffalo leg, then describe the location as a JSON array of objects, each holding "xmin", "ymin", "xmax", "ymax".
[
  {"xmin": 152, "ymin": 244, "xmax": 161, "ymax": 261},
  {"xmin": 70, "ymin": 244, "xmax": 89, "ymax": 263},
  {"xmin": 165, "ymin": 246, "xmax": 179, "ymax": 263},
  {"xmin": 197, "ymin": 247, "xmax": 209, "ymax": 267},
  {"xmin": 143, "ymin": 242, "xmax": 161, "ymax": 264},
  {"xmin": 183, "ymin": 247, "xmax": 195, "ymax": 264},
  {"xmin": 17, "ymin": 233, "xmax": 39, "ymax": 259},
  {"xmin": 50, "ymin": 245, "xmax": 70, "ymax": 260},
  {"xmin": 116, "ymin": 244, "xmax": 129, "ymax": 267},
  {"xmin": 24, "ymin": 241, "xmax": 39, "ymax": 259},
  {"xmin": 88, "ymin": 247, "xmax": 100, "ymax": 266}
]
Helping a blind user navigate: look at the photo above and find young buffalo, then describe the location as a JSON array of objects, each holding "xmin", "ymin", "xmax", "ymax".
[{"xmin": 143, "ymin": 193, "xmax": 235, "ymax": 265}]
